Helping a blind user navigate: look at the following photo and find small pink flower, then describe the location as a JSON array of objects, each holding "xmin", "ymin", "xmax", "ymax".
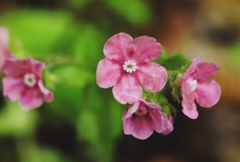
[
  {"xmin": 180, "ymin": 57, "xmax": 221, "ymax": 119},
  {"xmin": 96, "ymin": 33, "xmax": 167, "ymax": 104},
  {"xmin": 0, "ymin": 27, "xmax": 12, "ymax": 70},
  {"xmin": 2, "ymin": 57, "xmax": 54, "ymax": 110},
  {"xmin": 122, "ymin": 98, "xmax": 168, "ymax": 140}
]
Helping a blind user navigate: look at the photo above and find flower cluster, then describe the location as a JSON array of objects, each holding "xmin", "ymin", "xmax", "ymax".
[
  {"xmin": 0, "ymin": 27, "xmax": 54, "ymax": 110},
  {"xmin": 1, "ymin": 26, "xmax": 221, "ymax": 139},
  {"xmin": 96, "ymin": 32, "xmax": 221, "ymax": 140}
]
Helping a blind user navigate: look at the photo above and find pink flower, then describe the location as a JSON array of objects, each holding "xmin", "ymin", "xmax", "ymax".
[
  {"xmin": 2, "ymin": 57, "xmax": 54, "ymax": 110},
  {"xmin": 180, "ymin": 57, "xmax": 221, "ymax": 119},
  {"xmin": 122, "ymin": 98, "xmax": 168, "ymax": 140},
  {"xmin": 96, "ymin": 33, "xmax": 167, "ymax": 104},
  {"xmin": 0, "ymin": 27, "xmax": 12, "ymax": 70}
]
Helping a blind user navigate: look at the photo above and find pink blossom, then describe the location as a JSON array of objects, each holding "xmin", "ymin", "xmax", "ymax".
[
  {"xmin": 96, "ymin": 33, "xmax": 167, "ymax": 104},
  {"xmin": 122, "ymin": 98, "xmax": 169, "ymax": 140},
  {"xmin": 2, "ymin": 57, "xmax": 54, "ymax": 110},
  {"xmin": 180, "ymin": 57, "xmax": 221, "ymax": 119},
  {"xmin": 0, "ymin": 27, "xmax": 12, "ymax": 70}
]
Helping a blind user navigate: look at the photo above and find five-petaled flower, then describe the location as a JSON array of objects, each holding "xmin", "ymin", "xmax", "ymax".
[
  {"xmin": 2, "ymin": 57, "xmax": 54, "ymax": 110},
  {"xmin": 0, "ymin": 27, "xmax": 13, "ymax": 71},
  {"xmin": 96, "ymin": 33, "xmax": 167, "ymax": 104},
  {"xmin": 122, "ymin": 98, "xmax": 169, "ymax": 140},
  {"xmin": 180, "ymin": 57, "xmax": 221, "ymax": 119}
]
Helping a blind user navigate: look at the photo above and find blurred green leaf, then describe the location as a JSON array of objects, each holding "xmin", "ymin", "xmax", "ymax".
[
  {"xmin": 228, "ymin": 40, "xmax": 240, "ymax": 70},
  {"xmin": 17, "ymin": 138, "xmax": 68, "ymax": 162},
  {"xmin": 76, "ymin": 83, "xmax": 122, "ymax": 162},
  {"xmin": 45, "ymin": 63, "xmax": 95, "ymax": 122},
  {"xmin": 157, "ymin": 52, "xmax": 190, "ymax": 70},
  {"xmin": 72, "ymin": 24, "xmax": 107, "ymax": 67},
  {"xmin": 0, "ymin": 102, "xmax": 38, "ymax": 137},
  {"xmin": 0, "ymin": 9, "xmax": 73, "ymax": 56},
  {"xmin": 108, "ymin": 99, "xmax": 123, "ymax": 139},
  {"xmin": 104, "ymin": 0, "xmax": 152, "ymax": 25},
  {"xmin": 66, "ymin": 0, "xmax": 92, "ymax": 8},
  {"xmin": 77, "ymin": 110, "xmax": 100, "ymax": 143}
]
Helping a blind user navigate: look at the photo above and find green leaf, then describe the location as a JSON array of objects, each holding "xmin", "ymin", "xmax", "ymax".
[
  {"xmin": 157, "ymin": 52, "xmax": 190, "ymax": 70},
  {"xmin": 0, "ymin": 9, "xmax": 73, "ymax": 56},
  {"xmin": 104, "ymin": 0, "xmax": 152, "ymax": 25},
  {"xmin": 72, "ymin": 24, "xmax": 107, "ymax": 67},
  {"xmin": 0, "ymin": 102, "xmax": 38, "ymax": 137}
]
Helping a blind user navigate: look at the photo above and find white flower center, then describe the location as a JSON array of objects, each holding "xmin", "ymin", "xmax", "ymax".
[
  {"xmin": 190, "ymin": 79, "xmax": 198, "ymax": 91},
  {"xmin": 24, "ymin": 73, "xmax": 36, "ymax": 87},
  {"xmin": 123, "ymin": 60, "xmax": 137, "ymax": 73}
]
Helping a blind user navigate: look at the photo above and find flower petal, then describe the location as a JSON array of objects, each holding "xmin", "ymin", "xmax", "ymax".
[
  {"xmin": 0, "ymin": 27, "xmax": 9, "ymax": 48},
  {"xmin": 181, "ymin": 79, "xmax": 198, "ymax": 119},
  {"xmin": 182, "ymin": 57, "xmax": 201, "ymax": 80},
  {"xmin": 20, "ymin": 89, "xmax": 43, "ymax": 110},
  {"xmin": 3, "ymin": 57, "xmax": 44, "ymax": 76},
  {"xmin": 193, "ymin": 62, "xmax": 220, "ymax": 80},
  {"xmin": 2, "ymin": 58, "xmax": 26, "ymax": 76},
  {"xmin": 38, "ymin": 81, "xmax": 54, "ymax": 102},
  {"xmin": 160, "ymin": 116, "xmax": 174, "ymax": 135},
  {"xmin": 122, "ymin": 112, "xmax": 153, "ymax": 140},
  {"xmin": 29, "ymin": 57, "xmax": 45, "ymax": 75},
  {"xmin": 2, "ymin": 77, "xmax": 23, "ymax": 101},
  {"xmin": 113, "ymin": 74, "xmax": 142, "ymax": 104},
  {"xmin": 131, "ymin": 116, "xmax": 153, "ymax": 140},
  {"xmin": 125, "ymin": 101, "xmax": 140, "ymax": 118},
  {"xmin": 195, "ymin": 80, "xmax": 221, "ymax": 108},
  {"xmin": 148, "ymin": 108, "xmax": 168, "ymax": 133},
  {"xmin": 182, "ymin": 100, "xmax": 198, "ymax": 119},
  {"xmin": 132, "ymin": 36, "xmax": 162, "ymax": 63},
  {"xmin": 122, "ymin": 110, "xmax": 135, "ymax": 135},
  {"xmin": 103, "ymin": 33, "xmax": 133, "ymax": 61},
  {"xmin": 137, "ymin": 63, "xmax": 167, "ymax": 92},
  {"xmin": 96, "ymin": 58, "xmax": 121, "ymax": 88}
]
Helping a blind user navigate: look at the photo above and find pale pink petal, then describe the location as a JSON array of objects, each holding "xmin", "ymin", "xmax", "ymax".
[
  {"xmin": 122, "ymin": 110, "xmax": 135, "ymax": 135},
  {"xmin": 148, "ymin": 108, "xmax": 168, "ymax": 133},
  {"xmin": 125, "ymin": 101, "xmax": 140, "ymax": 118},
  {"xmin": 131, "ymin": 116, "xmax": 153, "ymax": 140},
  {"xmin": 193, "ymin": 62, "xmax": 220, "ymax": 80},
  {"xmin": 122, "ymin": 113, "xmax": 154, "ymax": 140},
  {"xmin": 132, "ymin": 36, "xmax": 162, "ymax": 63},
  {"xmin": 112, "ymin": 74, "xmax": 142, "ymax": 104},
  {"xmin": 137, "ymin": 63, "xmax": 167, "ymax": 92},
  {"xmin": 123, "ymin": 112, "xmax": 153, "ymax": 140},
  {"xmin": 160, "ymin": 117, "xmax": 174, "ymax": 135},
  {"xmin": 182, "ymin": 57, "xmax": 201, "ymax": 80},
  {"xmin": 2, "ymin": 77, "xmax": 23, "ymax": 101},
  {"xmin": 0, "ymin": 27, "xmax": 9, "ymax": 48},
  {"xmin": 195, "ymin": 80, "xmax": 221, "ymax": 108},
  {"xmin": 20, "ymin": 89, "xmax": 43, "ymax": 110},
  {"xmin": 181, "ymin": 79, "xmax": 198, "ymax": 119},
  {"xmin": 96, "ymin": 58, "xmax": 121, "ymax": 88},
  {"xmin": 140, "ymin": 98, "xmax": 160, "ymax": 110},
  {"xmin": 103, "ymin": 33, "xmax": 133, "ymax": 61},
  {"xmin": 182, "ymin": 100, "xmax": 198, "ymax": 119},
  {"xmin": 38, "ymin": 81, "xmax": 54, "ymax": 102}
]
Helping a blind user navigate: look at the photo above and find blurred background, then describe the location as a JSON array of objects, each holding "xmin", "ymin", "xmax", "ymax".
[{"xmin": 0, "ymin": 0, "xmax": 240, "ymax": 162}]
